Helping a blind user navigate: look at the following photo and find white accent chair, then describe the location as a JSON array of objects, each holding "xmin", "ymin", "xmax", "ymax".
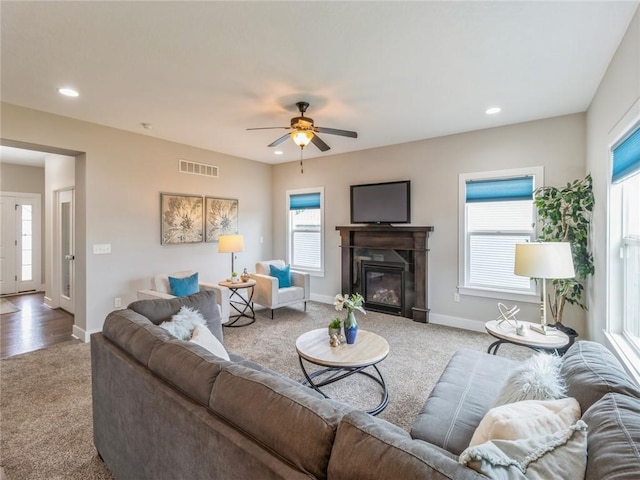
[
  {"xmin": 137, "ymin": 270, "xmax": 231, "ymax": 325},
  {"xmin": 250, "ymin": 260, "xmax": 310, "ymax": 318}
]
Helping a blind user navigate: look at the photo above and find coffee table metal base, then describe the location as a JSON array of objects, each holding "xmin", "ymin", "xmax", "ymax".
[{"xmin": 298, "ymin": 357, "xmax": 389, "ymax": 416}]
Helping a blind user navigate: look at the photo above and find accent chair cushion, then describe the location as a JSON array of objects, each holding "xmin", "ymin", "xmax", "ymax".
[
  {"xmin": 269, "ymin": 263, "xmax": 291, "ymax": 288},
  {"xmin": 582, "ymin": 392, "xmax": 640, "ymax": 480},
  {"xmin": 168, "ymin": 272, "xmax": 199, "ymax": 297},
  {"xmin": 255, "ymin": 259, "xmax": 286, "ymax": 275}
]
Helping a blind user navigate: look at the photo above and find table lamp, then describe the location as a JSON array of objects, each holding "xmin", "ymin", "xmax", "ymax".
[
  {"xmin": 514, "ymin": 242, "xmax": 575, "ymax": 335},
  {"xmin": 218, "ymin": 234, "xmax": 244, "ymax": 276}
]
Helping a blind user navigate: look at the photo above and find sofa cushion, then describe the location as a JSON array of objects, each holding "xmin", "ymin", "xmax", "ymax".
[
  {"xmin": 102, "ymin": 309, "xmax": 171, "ymax": 367},
  {"xmin": 329, "ymin": 411, "xmax": 482, "ymax": 480},
  {"xmin": 148, "ymin": 340, "xmax": 230, "ymax": 407},
  {"xmin": 128, "ymin": 290, "xmax": 223, "ymax": 342},
  {"xmin": 190, "ymin": 324, "xmax": 230, "ymax": 361},
  {"xmin": 561, "ymin": 341, "xmax": 640, "ymax": 412},
  {"xmin": 210, "ymin": 363, "xmax": 345, "ymax": 479},
  {"xmin": 582, "ymin": 392, "xmax": 640, "ymax": 480},
  {"xmin": 411, "ymin": 349, "xmax": 518, "ymax": 455}
]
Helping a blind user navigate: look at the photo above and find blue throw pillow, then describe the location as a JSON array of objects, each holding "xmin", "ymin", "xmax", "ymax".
[
  {"xmin": 168, "ymin": 272, "xmax": 199, "ymax": 297},
  {"xmin": 269, "ymin": 264, "xmax": 291, "ymax": 288}
]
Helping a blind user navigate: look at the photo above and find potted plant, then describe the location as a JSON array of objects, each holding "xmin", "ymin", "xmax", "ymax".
[
  {"xmin": 333, "ymin": 293, "xmax": 366, "ymax": 344},
  {"xmin": 533, "ymin": 174, "xmax": 594, "ymax": 330},
  {"xmin": 231, "ymin": 271, "xmax": 238, "ymax": 283},
  {"xmin": 328, "ymin": 318, "xmax": 342, "ymax": 337}
]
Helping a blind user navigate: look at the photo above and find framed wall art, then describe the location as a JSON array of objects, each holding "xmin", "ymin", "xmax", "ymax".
[
  {"xmin": 160, "ymin": 193, "xmax": 204, "ymax": 245},
  {"xmin": 205, "ymin": 197, "xmax": 238, "ymax": 242}
]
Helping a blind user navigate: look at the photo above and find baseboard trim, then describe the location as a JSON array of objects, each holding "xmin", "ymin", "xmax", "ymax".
[
  {"xmin": 72, "ymin": 325, "xmax": 100, "ymax": 343},
  {"xmin": 43, "ymin": 296, "xmax": 57, "ymax": 309},
  {"xmin": 310, "ymin": 293, "xmax": 334, "ymax": 305},
  {"xmin": 429, "ymin": 313, "xmax": 487, "ymax": 333}
]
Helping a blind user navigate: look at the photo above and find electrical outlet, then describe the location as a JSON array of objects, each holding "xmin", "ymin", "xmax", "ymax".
[
  {"xmin": 454, "ymin": 292, "xmax": 460, "ymax": 303},
  {"xmin": 114, "ymin": 297, "xmax": 122, "ymax": 308},
  {"xmin": 93, "ymin": 244, "xmax": 112, "ymax": 254}
]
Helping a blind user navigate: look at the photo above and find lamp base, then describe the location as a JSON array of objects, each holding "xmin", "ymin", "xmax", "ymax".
[{"xmin": 530, "ymin": 324, "xmax": 555, "ymax": 335}]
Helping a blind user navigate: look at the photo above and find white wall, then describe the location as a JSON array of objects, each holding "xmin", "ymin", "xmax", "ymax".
[
  {"xmin": 586, "ymin": 7, "xmax": 640, "ymax": 343},
  {"xmin": 1, "ymin": 103, "xmax": 273, "ymax": 340},
  {"xmin": 273, "ymin": 113, "xmax": 587, "ymax": 334}
]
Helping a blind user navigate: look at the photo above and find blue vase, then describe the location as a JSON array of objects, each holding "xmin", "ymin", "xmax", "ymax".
[{"xmin": 344, "ymin": 311, "xmax": 358, "ymax": 344}]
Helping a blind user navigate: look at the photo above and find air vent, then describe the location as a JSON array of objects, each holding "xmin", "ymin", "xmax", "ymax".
[{"xmin": 179, "ymin": 159, "xmax": 219, "ymax": 178}]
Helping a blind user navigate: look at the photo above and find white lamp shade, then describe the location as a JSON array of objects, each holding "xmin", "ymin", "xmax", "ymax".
[
  {"xmin": 218, "ymin": 234, "xmax": 244, "ymax": 253},
  {"xmin": 514, "ymin": 242, "xmax": 575, "ymax": 279}
]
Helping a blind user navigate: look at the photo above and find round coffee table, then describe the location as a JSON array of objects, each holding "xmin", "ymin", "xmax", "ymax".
[
  {"xmin": 485, "ymin": 319, "xmax": 570, "ymax": 355},
  {"xmin": 295, "ymin": 328, "xmax": 390, "ymax": 415}
]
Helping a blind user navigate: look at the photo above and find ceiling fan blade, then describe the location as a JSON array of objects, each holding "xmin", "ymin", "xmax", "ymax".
[
  {"xmin": 315, "ymin": 126, "xmax": 358, "ymax": 138},
  {"xmin": 247, "ymin": 127, "xmax": 289, "ymax": 131},
  {"xmin": 311, "ymin": 134, "xmax": 331, "ymax": 152},
  {"xmin": 268, "ymin": 133, "xmax": 291, "ymax": 147}
]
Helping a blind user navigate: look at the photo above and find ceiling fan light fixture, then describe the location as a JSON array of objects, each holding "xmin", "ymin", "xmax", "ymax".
[{"xmin": 291, "ymin": 130, "xmax": 313, "ymax": 148}]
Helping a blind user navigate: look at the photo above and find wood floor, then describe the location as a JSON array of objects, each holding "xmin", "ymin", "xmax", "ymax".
[{"xmin": 0, "ymin": 292, "xmax": 79, "ymax": 359}]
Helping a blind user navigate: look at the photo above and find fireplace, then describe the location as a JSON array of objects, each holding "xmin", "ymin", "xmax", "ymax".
[
  {"xmin": 336, "ymin": 225, "xmax": 434, "ymax": 322},
  {"xmin": 361, "ymin": 261, "xmax": 405, "ymax": 315}
]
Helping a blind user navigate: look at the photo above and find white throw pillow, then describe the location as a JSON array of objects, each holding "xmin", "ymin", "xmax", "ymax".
[
  {"xmin": 190, "ymin": 324, "xmax": 230, "ymax": 361},
  {"xmin": 494, "ymin": 352, "xmax": 565, "ymax": 407},
  {"xmin": 159, "ymin": 306, "xmax": 206, "ymax": 340},
  {"xmin": 470, "ymin": 397, "xmax": 581, "ymax": 447}
]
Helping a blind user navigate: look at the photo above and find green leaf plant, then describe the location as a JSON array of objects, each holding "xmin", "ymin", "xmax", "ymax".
[{"xmin": 533, "ymin": 174, "xmax": 594, "ymax": 324}]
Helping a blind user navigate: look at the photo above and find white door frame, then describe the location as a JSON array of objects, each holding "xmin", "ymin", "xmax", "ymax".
[{"xmin": 0, "ymin": 192, "xmax": 42, "ymax": 295}]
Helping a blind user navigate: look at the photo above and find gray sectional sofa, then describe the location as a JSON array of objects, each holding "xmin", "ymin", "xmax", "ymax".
[{"xmin": 91, "ymin": 291, "xmax": 640, "ymax": 479}]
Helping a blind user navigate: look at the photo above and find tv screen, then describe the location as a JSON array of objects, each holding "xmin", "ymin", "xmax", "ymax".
[{"xmin": 350, "ymin": 180, "xmax": 411, "ymax": 224}]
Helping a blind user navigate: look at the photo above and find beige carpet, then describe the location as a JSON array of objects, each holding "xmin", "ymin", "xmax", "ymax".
[
  {"xmin": 0, "ymin": 301, "xmax": 527, "ymax": 479},
  {"xmin": 0, "ymin": 299, "xmax": 19, "ymax": 315}
]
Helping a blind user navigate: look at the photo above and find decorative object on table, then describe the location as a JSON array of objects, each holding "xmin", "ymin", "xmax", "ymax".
[
  {"xmin": 514, "ymin": 242, "xmax": 575, "ymax": 335},
  {"xmin": 496, "ymin": 303, "xmax": 520, "ymax": 328},
  {"xmin": 533, "ymin": 175, "xmax": 593, "ymax": 327},
  {"xmin": 205, "ymin": 197, "xmax": 238, "ymax": 242},
  {"xmin": 160, "ymin": 193, "xmax": 204, "ymax": 245},
  {"xmin": 230, "ymin": 271, "xmax": 238, "ymax": 283},
  {"xmin": 329, "ymin": 333, "xmax": 342, "ymax": 347},
  {"xmin": 240, "ymin": 268, "xmax": 250, "ymax": 282},
  {"xmin": 334, "ymin": 292, "xmax": 366, "ymax": 344},
  {"xmin": 218, "ymin": 234, "xmax": 244, "ymax": 277},
  {"xmin": 328, "ymin": 318, "xmax": 342, "ymax": 337}
]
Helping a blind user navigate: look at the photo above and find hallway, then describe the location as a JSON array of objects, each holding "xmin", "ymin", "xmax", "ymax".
[{"xmin": 0, "ymin": 292, "xmax": 78, "ymax": 358}]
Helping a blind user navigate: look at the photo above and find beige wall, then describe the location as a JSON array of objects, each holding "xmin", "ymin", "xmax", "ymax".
[
  {"xmin": 273, "ymin": 113, "xmax": 587, "ymax": 333},
  {"xmin": 1, "ymin": 103, "xmax": 273, "ymax": 339},
  {"xmin": 0, "ymin": 162, "xmax": 46, "ymax": 286},
  {"xmin": 586, "ymin": 7, "xmax": 640, "ymax": 343}
]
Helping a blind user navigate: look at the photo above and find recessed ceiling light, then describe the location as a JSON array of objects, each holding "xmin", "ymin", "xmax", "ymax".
[
  {"xmin": 57, "ymin": 87, "xmax": 79, "ymax": 97},
  {"xmin": 485, "ymin": 107, "xmax": 501, "ymax": 115},
  {"xmin": 274, "ymin": 150, "xmax": 284, "ymax": 155}
]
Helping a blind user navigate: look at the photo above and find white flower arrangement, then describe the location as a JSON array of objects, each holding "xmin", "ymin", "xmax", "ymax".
[{"xmin": 333, "ymin": 293, "xmax": 366, "ymax": 315}]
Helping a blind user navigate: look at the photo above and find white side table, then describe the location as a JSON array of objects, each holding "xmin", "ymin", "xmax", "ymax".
[{"xmin": 485, "ymin": 320, "xmax": 570, "ymax": 355}]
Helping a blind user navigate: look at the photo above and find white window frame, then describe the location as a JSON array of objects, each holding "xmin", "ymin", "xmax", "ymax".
[
  {"xmin": 286, "ymin": 187, "xmax": 325, "ymax": 277},
  {"xmin": 458, "ymin": 166, "xmax": 544, "ymax": 303},
  {"xmin": 606, "ymin": 98, "xmax": 640, "ymax": 385}
]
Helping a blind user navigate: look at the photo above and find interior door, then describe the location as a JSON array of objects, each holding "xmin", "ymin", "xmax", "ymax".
[
  {"xmin": 58, "ymin": 189, "xmax": 74, "ymax": 313},
  {"xmin": 0, "ymin": 196, "xmax": 17, "ymax": 295}
]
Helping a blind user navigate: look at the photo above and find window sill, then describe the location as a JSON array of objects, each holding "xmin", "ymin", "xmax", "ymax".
[
  {"xmin": 604, "ymin": 331, "xmax": 640, "ymax": 386},
  {"xmin": 458, "ymin": 286, "xmax": 539, "ymax": 304}
]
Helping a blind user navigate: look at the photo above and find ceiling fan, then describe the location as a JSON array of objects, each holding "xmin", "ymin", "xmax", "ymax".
[{"xmin": 247, "ymin": 101, "xmax": 358, "ymax": 152}]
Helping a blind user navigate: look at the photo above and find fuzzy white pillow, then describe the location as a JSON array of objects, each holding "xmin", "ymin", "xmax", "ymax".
[
  {"xmin": 159, "ymin": 306, "xmax": 206, "ymax": 340},
  {"xmin": 469, "ymin": 397, "xmax": 581, "ymax": 447},
  {"xmin": 494, "ymin": 352, "xmax": 565, "ymax": 407},
  {"xmin": 190, "ymin": 324, "xmax": 230, "ymax": 361}
]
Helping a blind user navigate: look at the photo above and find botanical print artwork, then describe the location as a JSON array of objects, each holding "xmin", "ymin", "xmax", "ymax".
[
  {"xmin": 205, "ymin": 197, "xmax": 238, "ymax": 242},
  {"xmin": 161, "ymin": 194, "xmax": 204, "ymax": 244}
]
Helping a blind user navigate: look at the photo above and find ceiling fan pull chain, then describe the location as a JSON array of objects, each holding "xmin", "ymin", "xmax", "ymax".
[{"xmin": 300, "ymin": 149, "xmax": 304, "ymax": 174}]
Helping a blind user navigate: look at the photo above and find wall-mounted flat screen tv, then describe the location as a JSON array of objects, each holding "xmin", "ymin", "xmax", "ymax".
[{"xmin": 350, "ymin": 180, "xmax": 411, "ymax": 224}]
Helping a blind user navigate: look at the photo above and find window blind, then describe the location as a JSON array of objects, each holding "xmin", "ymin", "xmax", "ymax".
[
  {"xmin": 289, "ymin": 193, "xmax": 321, "ymax": 210},
  {"xmin": 613, "ymin": 126, "xmax": 640, "ymax": 183},
  {"xmin": 466, "ymin": 177, "xmax": 533, "ymax": 203}
]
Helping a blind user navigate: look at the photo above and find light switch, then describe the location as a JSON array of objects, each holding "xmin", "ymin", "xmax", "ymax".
[{"xmin": 93, "ymin": 244, "xmax": 111, "ymax": 254}]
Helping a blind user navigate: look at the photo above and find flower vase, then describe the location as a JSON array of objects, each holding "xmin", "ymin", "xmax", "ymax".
[{"xmin": 344, "ymin": 311, "xmax": 358, "ymax": 344}]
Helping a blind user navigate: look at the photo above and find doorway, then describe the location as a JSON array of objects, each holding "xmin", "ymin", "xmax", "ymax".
[{"xmin": 0, "ymin": 193, "xmax": 41, "ymax": 295}]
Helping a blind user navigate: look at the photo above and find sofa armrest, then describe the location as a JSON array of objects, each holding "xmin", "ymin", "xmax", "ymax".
[
  {"xmin": 199, "ymin": 282, "xmax": 230, "ymax": 325},
  {"xmin": 137, "ymin": 289, "xmax": 175, "ymax": 300},
  {"xmin": 290, "ymin": 270, "xmax": 311, "ymax": 301},
  {"xmin": 250, "ymin": 273, "xmax": 279, "ymax": 308}
]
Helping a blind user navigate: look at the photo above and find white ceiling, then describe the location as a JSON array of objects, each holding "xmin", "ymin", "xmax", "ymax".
[{"xmin": 1, "ymin": 1, "xmax": 638, "ymax": 165}]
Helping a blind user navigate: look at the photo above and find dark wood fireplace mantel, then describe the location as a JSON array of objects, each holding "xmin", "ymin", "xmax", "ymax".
[{"xmin": 336, "ymin": 225, "xmax": 434, "ymax": 323}]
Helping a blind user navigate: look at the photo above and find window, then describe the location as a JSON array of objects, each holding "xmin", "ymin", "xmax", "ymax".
[
  {"xmin": 286, "ymin": 188, "xmax": 324, "ymax": 276},
  {"xmin": 20, "ymin": 205, "xmax": 33, "ymax": 282},
  {"xmin": 609, "ymin": 123, "xmax": 640, "ymax": 368},
  {"xmin": 459, "ymin": 167, "xmax": 543, "ymax": 302}
]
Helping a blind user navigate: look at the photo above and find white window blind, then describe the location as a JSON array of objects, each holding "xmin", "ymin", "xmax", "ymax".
[{"xmin": 287, "ymin": 189, "xmax": 324, "ymax": 275}]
